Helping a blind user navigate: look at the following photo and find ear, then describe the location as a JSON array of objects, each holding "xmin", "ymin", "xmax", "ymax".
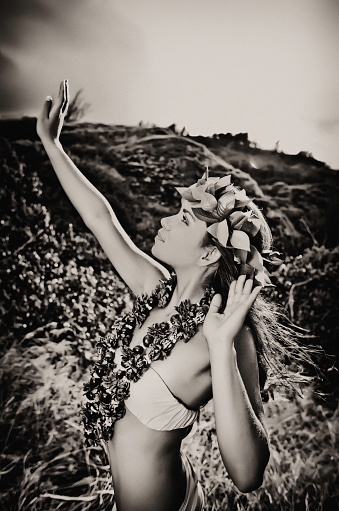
[{"xmin": 198, "ymin": 245, "xmax": 221, "ymax": 267}]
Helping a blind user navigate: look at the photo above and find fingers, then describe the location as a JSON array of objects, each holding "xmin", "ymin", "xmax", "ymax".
[
  {"xmin": 56, "ymin": 79, "xmax": 69, "ymax": 113},
  {"xmin": 234, "ymin": 274, "xmax": 246, "ymax": 301},
  {"xmin": 59, "ymin": 80, "xmax": 64, "ymax": 97},
  {"xmin": 227, "ymin": 275, "xmax": 261, "ymax": 306},
  {"xmin": 226, "ymin": 280, "xmax": 236, "ymax": 307},
  {"xmin": 41, "ymin": 96, "xmax": 53, "ymax": 119},
  {"xmin": 239, "ymin": 278, "xmax": 254, "ymax": 302},
  {"xmin": 245, "ymin": 285, "xmax": 262, "ymax": 307},
  {"xmin": 227, "ymin": 275, "xmax": 246, "ymax": 306},
  {"xmin": 61, "ymin": 79, "xmax": 69, "ymax": 114},
  {"xmin": 207, "ymin": 293, "xmax": 222, "ymax": 314},
  {"xmin": 218, "ymin": 275, "xmax": 263, "ymax": 316}
]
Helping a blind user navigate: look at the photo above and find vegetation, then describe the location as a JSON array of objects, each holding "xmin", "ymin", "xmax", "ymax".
[{"xmin": 0, "ymin": 120, "xmax": 338, "ymax": 510}]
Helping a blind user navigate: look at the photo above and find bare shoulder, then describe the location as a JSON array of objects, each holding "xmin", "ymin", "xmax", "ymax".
[{"xmin": 140, "ymin": 265, "xmax": 171, "ymax": 296}]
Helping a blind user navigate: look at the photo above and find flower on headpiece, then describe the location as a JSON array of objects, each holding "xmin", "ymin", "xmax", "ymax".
[
  {"xmin": 200, "ymin": 192, "xmax": 218, "ymax": 211},
  {"xmin": 176, "ymin": 168, "xmax": 276, "ymax": 287},
  {"xmin": 229, "ymin": 211, "xmax": 261, "ymax": 237},
  {"xmin": 206, "ymin": 221, "xmax": 229, "ymax": 247}
]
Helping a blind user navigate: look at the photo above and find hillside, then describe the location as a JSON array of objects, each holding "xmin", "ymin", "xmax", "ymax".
[
  {"xmin": 1, "ymin": 118, "xmax": 338, "ymax": 256},
  {"xmin": 1, "ymin": 117, "xmax": 338, "ymax": 511},
  {"xmin": 1, "ymin": 116, "xmax": 338, "ymax": 371}
]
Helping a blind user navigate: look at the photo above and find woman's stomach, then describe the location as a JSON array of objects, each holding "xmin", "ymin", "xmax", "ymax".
[{"xmin": 105, "ymin": 408, "xmax": 191, "ymax": 510}]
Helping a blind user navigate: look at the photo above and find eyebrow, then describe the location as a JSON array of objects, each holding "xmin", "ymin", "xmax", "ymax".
[{"xmin": 183, "ymin": 208, "xmax": 196, "ymax": 222}]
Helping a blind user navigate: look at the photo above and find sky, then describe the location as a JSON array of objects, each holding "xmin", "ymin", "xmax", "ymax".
[{"xmin": 1, "ymin": 0, "xmax": 338, "ymax": 169}]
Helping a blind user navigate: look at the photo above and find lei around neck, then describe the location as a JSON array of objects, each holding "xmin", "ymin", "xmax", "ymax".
[{"xmin": 83, "ymin": 274, "xmax": 215, "ymax": 446}]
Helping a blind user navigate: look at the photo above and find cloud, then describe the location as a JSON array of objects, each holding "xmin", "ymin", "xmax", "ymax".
[
  {"xmin": 0, "ymin": 50, "xmax": 28, "ymax": 111},
  {"xmin": 0, "ymin": 0, "xmax": 54, "ymax": 47},
  {"xmin": 0, "ymin": 0, "xmax": 144, "ymax": 117},
  {"xmin": 0, "ymin": 0, "xmax": 139, "ymax": 51}
]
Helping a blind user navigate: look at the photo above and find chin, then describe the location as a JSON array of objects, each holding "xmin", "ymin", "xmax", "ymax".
[
  {"xmin": 151, "ymin": 242, "xmax": 170, "ymax": 265},
  {"xmin": 151, "ymin": 242, "xmax": 162, "ymax": 259}
]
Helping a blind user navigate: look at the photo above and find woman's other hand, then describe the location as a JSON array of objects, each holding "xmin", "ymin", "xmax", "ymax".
[
  {"xmin": 37, "ymin": 79, "xmax": 69, "ymax": 145},
  {"xmin": 203, "ymin": 275, "xmax": 261, "ymax": 348}
]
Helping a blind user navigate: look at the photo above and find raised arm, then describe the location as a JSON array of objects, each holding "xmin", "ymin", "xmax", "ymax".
[
  {"xmin": 37, "ymin": 80, "xmax": 169, "ymax": 295},
  {"xmin": 203, "ymin": 276, "xmax": 270, "ymax": 493}
]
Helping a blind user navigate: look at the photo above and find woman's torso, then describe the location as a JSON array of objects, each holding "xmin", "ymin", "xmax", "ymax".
[{"xmin": 106, "ymin": 303, "xmax": 213, "ymax": 511}]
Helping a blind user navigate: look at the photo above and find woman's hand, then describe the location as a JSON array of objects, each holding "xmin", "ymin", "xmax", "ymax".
[
  {"xmin": 37, "ymin": 79, "xmax": 69, "ymax": 145},
  {"xmin": 203, "ymin": 275, "xmax": 261, "ymax": 348}
]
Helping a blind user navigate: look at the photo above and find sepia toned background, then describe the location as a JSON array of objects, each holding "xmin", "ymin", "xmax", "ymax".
[{"xmin": 1, "ymin": 1, "xmax": 338, "ymax": 510}]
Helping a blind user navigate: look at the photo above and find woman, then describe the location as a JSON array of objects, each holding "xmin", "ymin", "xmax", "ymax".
[{"xmin": 37, "ymin": 80, "xmax": 271, "ymax": 511}]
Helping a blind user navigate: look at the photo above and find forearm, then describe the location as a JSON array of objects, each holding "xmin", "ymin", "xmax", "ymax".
[
  {"xmin": 210, "ymin": 344, "xmax": 269, "ymax": 492},
  {"xmin": 42, "ymin": 139, "xmax": 113, "ymax": 227}
]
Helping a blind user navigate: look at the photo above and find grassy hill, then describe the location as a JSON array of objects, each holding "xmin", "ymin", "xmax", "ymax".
[
  {"xmin": 1, "ymin": 117, "xmax": 338, "ymax": 256},
  {"xmin": 1, "ymin": 118, "xmax": 338, "ymax": 510}
]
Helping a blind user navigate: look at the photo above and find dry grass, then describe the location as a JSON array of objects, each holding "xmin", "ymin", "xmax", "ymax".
[
  {"xmin": 1, "ymin": 329, "xmax": 338, "ymax": 511},
  {"xmin": 183, "ymin": 396, "xmax": 339, "ymax": 510}
]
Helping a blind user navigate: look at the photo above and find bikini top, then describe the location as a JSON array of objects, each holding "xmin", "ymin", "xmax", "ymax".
[
  {"xmin": 82, "ymin": 275, "xmax": 212, "ymax": 446},
  {"xmin": 115, "ymin": 348, "xmax": 198, "ymax": 431}
]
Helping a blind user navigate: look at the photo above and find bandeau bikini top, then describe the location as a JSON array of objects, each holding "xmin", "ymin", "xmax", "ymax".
[{"xmin": 115, "ymin": 348, "xmax": 198, "ymax": 431}]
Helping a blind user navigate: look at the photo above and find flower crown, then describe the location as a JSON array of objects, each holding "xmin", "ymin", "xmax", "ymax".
[{"xmin": 176, "ymin": 168, "xmax": 280, "ymax": 286}]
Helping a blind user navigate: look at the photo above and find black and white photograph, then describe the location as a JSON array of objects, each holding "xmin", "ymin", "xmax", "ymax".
[{"xmin": 1, "ymin": 1, "xmax": 338, "ymax": 510}]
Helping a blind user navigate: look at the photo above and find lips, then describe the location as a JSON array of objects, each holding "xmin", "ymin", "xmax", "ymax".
[{"xmin": 157, "ymin": 229, "xmax": 165, "ymax": 242}]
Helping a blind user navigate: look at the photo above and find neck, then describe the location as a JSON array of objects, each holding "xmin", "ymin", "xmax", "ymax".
[{"xmin": 168, "ymin": 266, "xmax": 213, "ymax": 306}]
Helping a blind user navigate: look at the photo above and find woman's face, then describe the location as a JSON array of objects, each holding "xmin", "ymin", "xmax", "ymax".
[{"xmin": 151, "ymin": 200, "xmax": 208, "ymax": 268}]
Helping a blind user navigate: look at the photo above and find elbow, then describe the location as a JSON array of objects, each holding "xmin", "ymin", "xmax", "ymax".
[
  {"xmin": 232, "ymin": 447, "xmax": 270, "ymax": 494},
  {"xmin": 235, "ymin": 474, "xmax": 264, "ymax": 494},
  {"xmin": 83, "ymin": 207, "xmax": 111, "ymax": 232}
]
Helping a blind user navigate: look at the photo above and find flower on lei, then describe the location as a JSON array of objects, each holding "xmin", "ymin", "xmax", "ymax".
[{"xmin": 176, "ymin": 169, "xmax": 279, "ymax": 286}]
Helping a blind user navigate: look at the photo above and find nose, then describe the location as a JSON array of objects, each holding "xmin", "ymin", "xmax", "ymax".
[
  {"xmin": 161, "ymin": 214, "xmax": 177, "ymax": 230},
  {"xmin": 160, "ymin": 217, "xmax": 170, "ymax": 230}
]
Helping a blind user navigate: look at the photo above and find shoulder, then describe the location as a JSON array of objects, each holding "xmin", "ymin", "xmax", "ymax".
[{"xmin": 135, "ymin": 267, "xmax": 172, "ymax": 296}]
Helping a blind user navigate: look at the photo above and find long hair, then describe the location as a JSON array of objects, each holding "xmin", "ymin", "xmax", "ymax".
[{"xmin": 203, "ymin": 201, "xmax": 316, "ymax": 395}]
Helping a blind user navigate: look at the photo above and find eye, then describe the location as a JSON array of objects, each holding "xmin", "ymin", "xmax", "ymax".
[{"xmin": 182, "ymin": 214, "xmax": 189, "ymax": 225}]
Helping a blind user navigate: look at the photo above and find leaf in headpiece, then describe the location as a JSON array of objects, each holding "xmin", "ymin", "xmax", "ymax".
[
  {"xmin": 230, "ymin": 230, "xmax": 250, "ymax": 251},
  {"xmin": 255, "ymin": 271, "xmax": 273, "ymax": 287},
  {"xmin": 200, "ymin": 192, "xmax": 218, "ymax": 211},
  {"xmin": 235, "ymin": 199, "xmax": 252, "ymax": 209},
  {"xmin": 219, "ymin": 191, "xmax": 236, "ymax": 206},
  {"xmin": 262, "ymin": 250, "xmax": 283, "ymax": 265},
  {"xmin": 214, "ymin": 186, "xmax": 226, "ymax": 199},
  {"xmin": 175, "ymin": 187, "xmax": 196, "ymax": 202},
  {"xmin": 216, "ymin": 192, "xmax": 236, "ymax": 218},
  {"xmin": 197, "ymin": 175, "xmax": 207, "ymax": 185},
  {"xmin": 206, "ymin": 182, "xmax": 217, "ymax": 195},
  {"xmin": 192, "ymin": 208, "xmax": 219, "ymax": 224},
  {"xmin": 191, "ymin": 184, "xmax": 209, "ymax": 201},
  {"xmin": 229, "ymin": 211, "xmax": 261, "ymax": 238},
  {"xmin": 242, "ymin": 217, "xmax": 261, "ymax": 237},
  {"xmin": 233, "ymin": 189, "xmax": 252, "ymax": 209},
  {"xmin": 247, "ymin": 245, "xmax": 264, "ymax": 271},
  {"xmin": 215, "ymin": 175, "xmax": 232, "ymax": 190},
  {"xmin": 234, "ymin": 248, "xmax": 248, "ymax": 264},
  {"xmin": 206, "ymin": 177, "xmax": 219, "ymax": 185},
  {"xmin": 229, "ymin": 211, "xmax": 248, "ymax": 230},
  {"xmin": 234, "ymin": 189, "xmax": 248, "ymax": 202},
  {"xmin": 207, "ymin": 220, "xmax": 229, "ymax": 246},
  {"xmin": 254, "ymin": 271, "xmax": 266, "ymax": 286}
]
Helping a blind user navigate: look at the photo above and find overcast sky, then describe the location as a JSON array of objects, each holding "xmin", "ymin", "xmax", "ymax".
[{"xmin": 1, "ymin": 0, "xmax": 338, "ymax": 168}]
